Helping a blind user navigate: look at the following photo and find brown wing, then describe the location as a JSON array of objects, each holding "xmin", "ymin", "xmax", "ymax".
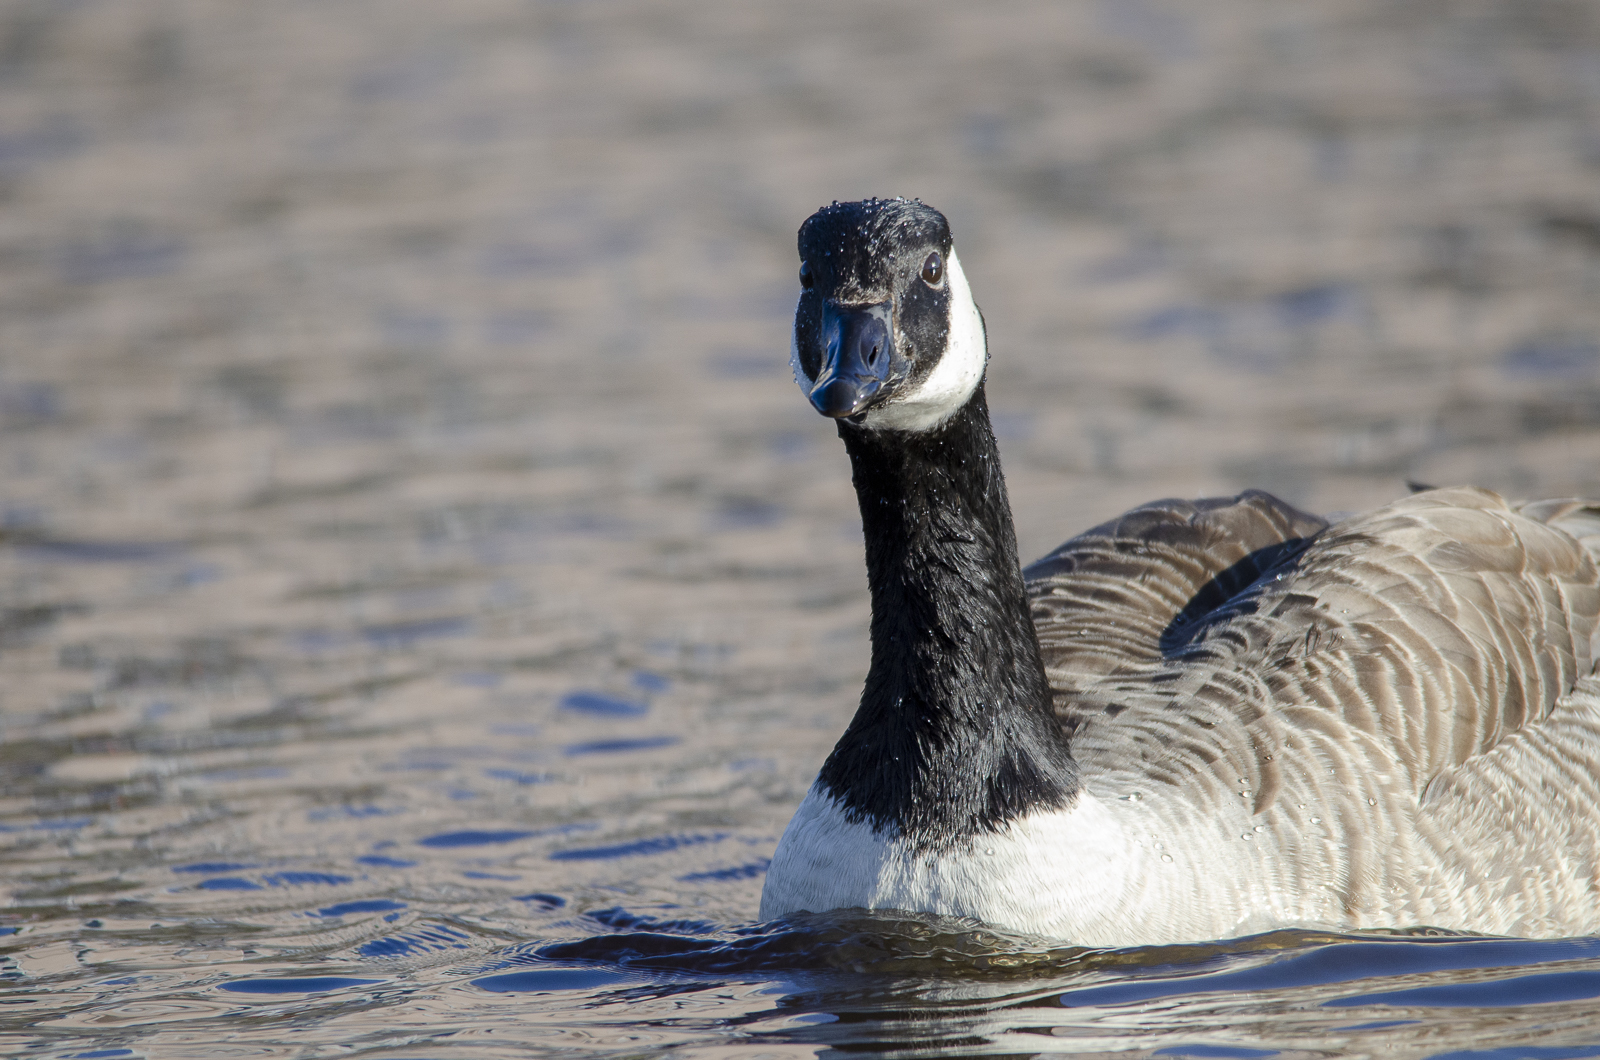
[
  {"xmin": 1025, "ymin": 489, "xmax": 1327, "ymax": 690},
  {"xmin": 1026, "ymin": 486, "xmax": 1600, "ymax": 799}
]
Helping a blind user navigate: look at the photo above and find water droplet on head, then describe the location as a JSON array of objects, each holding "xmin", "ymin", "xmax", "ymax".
[
  {"xmin": 1160, "ymin": 853, "xmax": 1173, "ymax": 862},
  {"xmin": 984, "ymin": 848, "xmax": 995, "ymax": 856}
]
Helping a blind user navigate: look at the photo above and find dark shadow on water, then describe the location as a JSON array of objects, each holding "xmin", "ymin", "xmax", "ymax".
[
  {"xmin": 508, "ymin": 909, "xmax": 1095, "ymax": 978},
  {"xmin": 442, "ymin": 912, "xmax": 1600, "ymax": 1055},
  {"xmin": 477, "ymin": 908, "xmax": 1600, "ymax": 998}
]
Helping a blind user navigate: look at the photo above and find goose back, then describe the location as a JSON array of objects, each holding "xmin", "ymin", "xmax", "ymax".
[{"xmin": 1024, "ymin": 485, "xmax": 1600, "ymax": 933}]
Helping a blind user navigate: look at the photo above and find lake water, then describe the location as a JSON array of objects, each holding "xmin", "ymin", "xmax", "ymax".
[{"xmin": 3, "ymin": 2, "xmax": 1600, "ymax": 1056}]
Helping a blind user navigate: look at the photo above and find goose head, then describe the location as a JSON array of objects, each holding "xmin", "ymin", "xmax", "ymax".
[{"xmin": 791, "ymin": 198, "xmax": 988, "ymax": 432}]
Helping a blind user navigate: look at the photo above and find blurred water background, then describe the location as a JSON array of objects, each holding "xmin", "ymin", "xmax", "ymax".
[{"xmin": 2, "ymin": 1, "xmax": 1600, "ymax": 1057}]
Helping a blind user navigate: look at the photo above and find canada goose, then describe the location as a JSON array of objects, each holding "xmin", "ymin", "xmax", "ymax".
[{"xmin": 758, "ymin": 198, "xmax": 1600, "ymax": 946}]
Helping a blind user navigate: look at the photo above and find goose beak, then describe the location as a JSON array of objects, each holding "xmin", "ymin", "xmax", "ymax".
[{"xmin": 810, "ymin": 302, "xmax": 894, "ymax": 418}]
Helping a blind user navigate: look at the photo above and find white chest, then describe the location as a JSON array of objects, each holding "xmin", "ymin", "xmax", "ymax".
[{"xmin": 759, "ymin": 784, "xmax": 1308, "ymax": 946}]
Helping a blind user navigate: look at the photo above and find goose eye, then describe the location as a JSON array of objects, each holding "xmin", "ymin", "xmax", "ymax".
[
  {"xmin": 920, "ymin": 252, "xmax": 943, "ymax": 286},
  {"xmin": 799, "ymin": 261, "xmax": 814, "ymax": 289}
]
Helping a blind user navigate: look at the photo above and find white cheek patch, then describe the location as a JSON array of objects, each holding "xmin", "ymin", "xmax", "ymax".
[{"xmin": 863, "ymin": 249, "xmax": 987, "ymax": 433}]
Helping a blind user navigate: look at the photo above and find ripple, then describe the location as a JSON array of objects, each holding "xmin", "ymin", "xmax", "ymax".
[
  {"xmin": 472, "ymin": 967, "xmax": 634, "ymax": 993},
  {"xmin": 262, "ymin": 872, "xmax": 353, "ymax": 887},
  {"xmin": 219, "ymin": 977, "xmax": 383, "ymax": 994},
  {"xmin": 359, "ymin": 924, "xmax": 472, "ymax": 959},
  {"xmin": 1327, "ymin": 969, "xmax": 1600, "ymax": 1009},
  {"xmin": 1057, "ymin": 937, "xmax": 1600, "ymax": 1008},
  {"xmin": 355, "ymin": 855, "xmax": 416, "ymax": 868},
  {"xmin": 17, "ymin": 539, "xmax": 185, "ymax": 563},
  {"xmin": 679, "ymin": 859, "xmax": 770, "ymax": 882},
  {"xmin": 562, "ymin": 736, "xmax": 680, "ymax": 756},
  {"xmin": 559, "ymin": 690, "xmax": 649, "ymax": 717},
  {"xmin": 416, "ymin": 829, "xmax": 537, "ymax": 848},
  {"xmin": 549, "ymin": 832, "xmax": 728, "ymax": 861},
  {"xmin": 315, "ymin": 899, "xmax": 406, "ymax": 917},
  {"xmin": 512, "ymin": 893, "xmax": 565, "ymax": 908}
]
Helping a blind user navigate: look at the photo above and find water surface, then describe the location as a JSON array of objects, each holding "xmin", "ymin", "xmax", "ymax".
[{"xmin": 3, "ymin": 1, "xmax": 1600, "ymax": 1056}]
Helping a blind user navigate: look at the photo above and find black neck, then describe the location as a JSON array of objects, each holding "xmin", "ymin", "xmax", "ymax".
[{"xmin": 818, "ymin": 384, "xmax": 1079, "ymax": 845}]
